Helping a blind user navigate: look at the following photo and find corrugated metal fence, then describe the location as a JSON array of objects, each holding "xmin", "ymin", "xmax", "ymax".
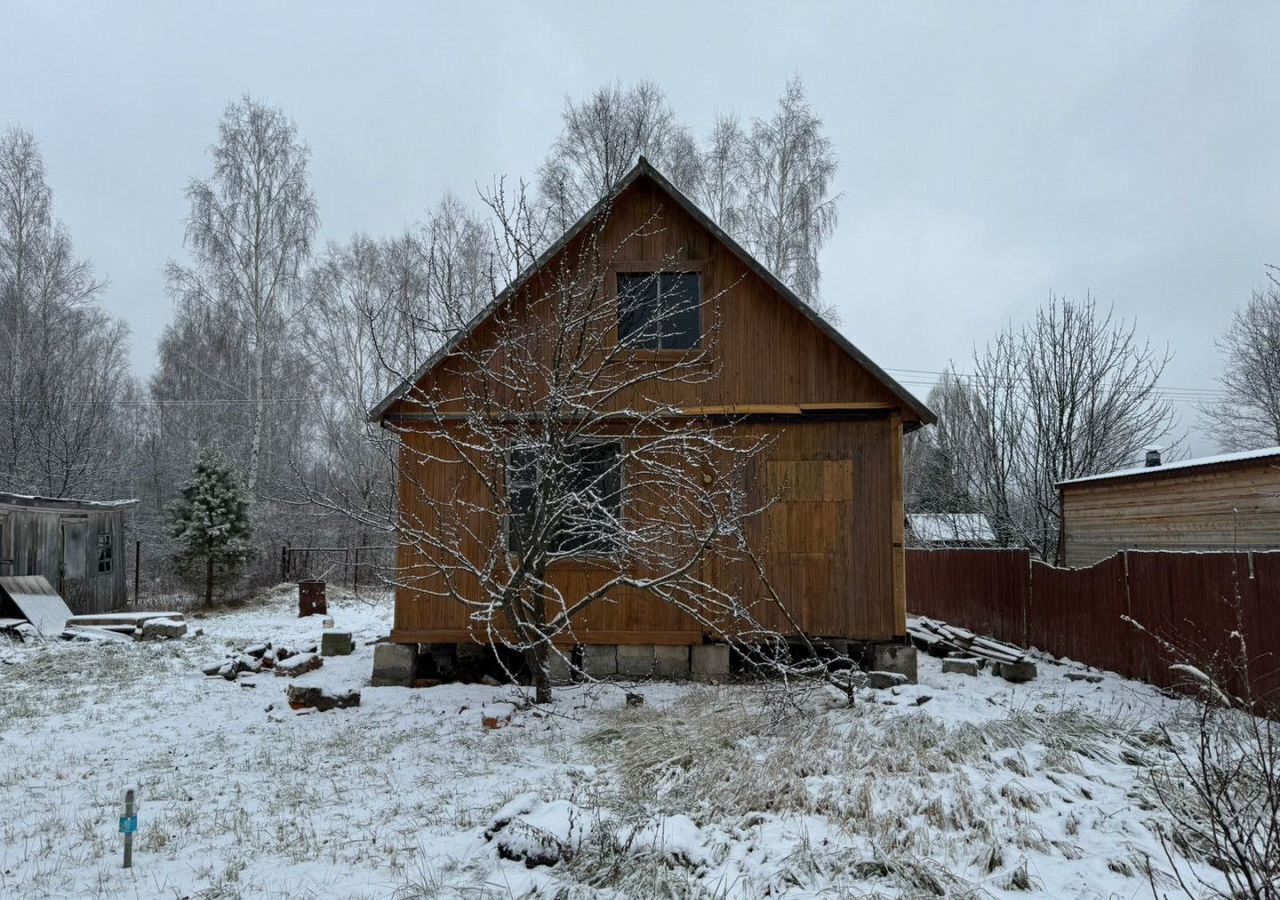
[{"xmin": 907, "ymin": 549, "xmax": 1280, "ymax": 702}]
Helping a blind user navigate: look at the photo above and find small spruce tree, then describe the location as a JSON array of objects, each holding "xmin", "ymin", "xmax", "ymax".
[{"xmin": 169, "ymin": 449, "xmax": 256, "ymax": 606}]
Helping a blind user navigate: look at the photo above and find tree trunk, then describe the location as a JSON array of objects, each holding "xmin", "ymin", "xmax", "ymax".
[
  {"xmin": 247, "ymin": 346, "xmax": 264, "ymax": 494},
  {"xmin": 526, "ymin": 641, "xmax": 552, "ymax": 705},
  {"xmin": 204, "ymin": 554, "xmax": 214, "ymax": 608}
]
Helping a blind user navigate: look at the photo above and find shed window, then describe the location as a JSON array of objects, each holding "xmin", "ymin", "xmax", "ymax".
[
  {"xmin": 507, "ymin": 442, "xmax": 622, "ymax": 555},
  {"xmin": 97, "ymin": 533, "xmax": 113, "ymax": 574},
  {"xmin": 617, "ymin": 271, "xmax": 700, "ymax": 349}
]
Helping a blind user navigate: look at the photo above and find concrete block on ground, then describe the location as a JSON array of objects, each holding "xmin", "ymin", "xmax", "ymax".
[
  {"xmin": 653, "ymin": 645, "xmax": 690, "ymax": 677},
  {"xmin": 691, "ymin": 644, "xmax": 730, "ymax": 680},
  {"xmin": 141, "ymin": 617, "xmax": 187, "ymax": 640},
  {"xmin": 941, "ymin": 656, "xmax": 981, "ymax": 676},
  {"xmin": 867, "ymin": 670, "xmax": 909, "ymax": 690},
  {"xmin": 995, "ymin": 660, "xmax": 1038, "ymax": 683},
  {"xmin": 320, "ymin": 630, "xmax": 354, "ymax": 657},
  {"xmin": 581, "ymin": 644, "xmax": 617, "ymax": 677},
  {"xmin": 545, "ymin": 649, "xmax": 577, "ymax": 685},
  {"xmin": 870, "ymin": 642, "xmax": 918, "ymax": 683},
  {"xmin": 617, "ymin": 644, "xmax": 655, "ymax": 677},
  {"xmin": 1065, "ymin": 671, "xmax": 1103, "ymax": 683},
  {"xmin": 371, "ymin": 643, "xmax": 417, "ymax": 687}
]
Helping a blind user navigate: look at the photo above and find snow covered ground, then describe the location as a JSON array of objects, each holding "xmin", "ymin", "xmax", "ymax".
[{"xmin": 0, "ymin": 586, "xmax": 1227, "ymax": 899}]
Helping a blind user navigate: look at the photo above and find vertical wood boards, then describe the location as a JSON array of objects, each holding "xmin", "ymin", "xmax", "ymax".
[
  {"xmin": 1060, "ymin": 460, "xmax": 1280, "ymax": 567},
  {"xmin": 392, "ymin": 417, "xmax": 901, "ymax": 644}
]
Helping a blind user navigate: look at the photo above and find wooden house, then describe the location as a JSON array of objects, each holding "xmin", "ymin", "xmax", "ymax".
[
  {"xmin": 1058, "ymin": 447, "xmax": 1280, "ymax": 567},
  {"xmin": 370, "ymin": 159, "xmax": 934, "ymax": 667},
  {"xmin": 0, "ymin": 492, "xmax": 138, "ymax": 614}
]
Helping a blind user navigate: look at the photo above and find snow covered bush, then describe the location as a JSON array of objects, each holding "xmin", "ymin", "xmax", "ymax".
[{"xmin": 168, "ymin": 448, "xmax": 256, "ymax": 606}]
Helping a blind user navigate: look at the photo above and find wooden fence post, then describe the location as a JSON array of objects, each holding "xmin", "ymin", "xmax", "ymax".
[
  {"xmin": 134, "ymin": 540, "xmax": 141, "ymax": 603},
  {"xmin": 280, "ymin": 545, "xmax": 289, "ymax": 582}
]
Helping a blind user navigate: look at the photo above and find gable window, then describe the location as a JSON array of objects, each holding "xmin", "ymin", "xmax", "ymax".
[
  {"xmin": 507, "ymin": 442, "xmax": 622, "ymax": 556},
  {"xmin": 617, "ymin": 271, "xmax": 701, "ymax": 350},
  {"xmin": 97, "ymin": 533, "xmax": 113, "ymax": 574}
]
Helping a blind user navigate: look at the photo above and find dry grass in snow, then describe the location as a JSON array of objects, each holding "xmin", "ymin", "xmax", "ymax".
[{"xmin": 0, "ymin": 586, "xmax": 1233, "ymax": 898}]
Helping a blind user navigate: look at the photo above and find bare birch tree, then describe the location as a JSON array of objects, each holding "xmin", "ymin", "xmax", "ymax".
[
  {"xmin": 903, "ymin": 375, "xmax": 978, "ymax": 516},
  {"xmin": 536, "ymin": 79, "xmax": 841, "ymax": 317},
  {"xmin": 1203, "ymin": 266, "xmax": 1280, "ymax": 450},
  {"xmin": 736, "ymin": 76, "xmax": 840, "ymax": 312},
  {"xmin": 949, "ymin": 294, "xmax": 1174, "ymax": 559},
  {"xmin": 165, "ymin": 96, "xmax": 319, "ymax": 494},
  {"xmin": 0, "ymin": 126, "xmax": 134, "ymax": 498},
  {"xmin": 537, "ymin": 81, "xmax": 701, "ymax": 226}
]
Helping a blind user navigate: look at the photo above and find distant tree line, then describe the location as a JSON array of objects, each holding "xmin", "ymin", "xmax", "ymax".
[
  {"xmin": 4, "ymin": 77, "xmax": 1279, "ymax": 592},
  {"xmin": 0, "ymin": 78, "xmax": 843, "ymax": 600}
]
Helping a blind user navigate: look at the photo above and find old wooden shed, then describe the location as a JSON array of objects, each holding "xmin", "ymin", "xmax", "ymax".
[
  {"xmin": 0, "ymin": 492, "xmax": 138, "ymax": 614},
  {"xmin": 371, "ymin": 158, "xmax": 934, "ymax": 658},
  {"xmin": 1058, "ymin": 447, "xmax": 1280, "ymax": 567}
]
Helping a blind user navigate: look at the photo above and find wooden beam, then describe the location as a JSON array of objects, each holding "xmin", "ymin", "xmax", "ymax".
[
  {"xmin": 680, "ymin": 404, "xmax": 804, "ymax": 416},
  {"xmin": 798, "ymin": 402, "xmax": 894, "ymax": 412},
  {"xmin": 890, "ymin": 412, "xmax": 907, "ymax": 636}
]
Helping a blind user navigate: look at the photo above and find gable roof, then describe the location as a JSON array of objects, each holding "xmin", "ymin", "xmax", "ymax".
[
  {"xmin": 1058, "ymin": 446, "xmax": 1280, "ymax": 489},
  {"xmin": 370, "ymin": 157, "xmax": 935, "ymax": 425}
]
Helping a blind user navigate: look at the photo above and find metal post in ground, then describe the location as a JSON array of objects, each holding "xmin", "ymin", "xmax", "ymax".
[{"xmin": 120, "ymin": 788, "xmax": 136, "ymax": 868}]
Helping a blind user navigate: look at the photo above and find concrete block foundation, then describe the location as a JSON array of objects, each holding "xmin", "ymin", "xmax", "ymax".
[
  {"xmin": 617, "ymin": 644, "xmax": 655, "ymax": 676},
  {"xmin": 691, "ymin": 644, "xmax": 730, "ymax": 681},
  {"xmin": 582, "ymin": 644, "xmax": 618, "ymax": 677},
  {"xmin": 653, "ymin": 645, "xmax": 691, "ymax": 677},
  {"xmin": 870, "ymin": 642, "xmax": 918, "ymax": 684},
  {"xmin": 371, "ymin": 643, "xmax": 417, "ymax": 687},
  {"xmin": 545, "ymin": 649, "xmax": 577, "ymax": 685}
]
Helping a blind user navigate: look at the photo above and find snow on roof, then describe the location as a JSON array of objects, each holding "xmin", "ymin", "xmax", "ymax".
[
  {"xmin": 907, "ymin": 513, "xmax": 996, "ymax": 544},
  {"xmin": 0, "ymin": 491, "xmax": 139, "ymax": 511},
  {"xmin": 1057, "ymin": 446, "xmax": 1280, "ymax": 487}
]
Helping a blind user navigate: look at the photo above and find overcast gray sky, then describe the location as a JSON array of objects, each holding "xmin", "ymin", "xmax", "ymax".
[{"xmin": 5, "ymin": 1, "xmax": 1278, "ymax": 454}]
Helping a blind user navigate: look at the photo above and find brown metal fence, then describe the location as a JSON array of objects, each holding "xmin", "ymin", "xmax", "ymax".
[{"xmin": 907, "ymin": 548, "xmax": 1280, "ymax": 703}]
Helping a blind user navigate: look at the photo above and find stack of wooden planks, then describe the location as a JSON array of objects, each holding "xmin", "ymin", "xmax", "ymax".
[{"xmin": 907, "ymin": 616, "xmax": 1033, "ymax": 666}]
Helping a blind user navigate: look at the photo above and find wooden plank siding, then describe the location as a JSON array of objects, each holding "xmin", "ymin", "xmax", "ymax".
[
  {"xmin": 384, "ymin": 178, "xmax": 909, "ymax": 420},
  {"xmin": 386, "ymin": 171, "xmax": 918, "ymax": 646},
  {"xmin": 1060, "ymin": 459, "xmax": 1280, "ymax": 567},
  {"xmin": 392, "ymin": 417, "xmax": 902, "ymax": 644}
]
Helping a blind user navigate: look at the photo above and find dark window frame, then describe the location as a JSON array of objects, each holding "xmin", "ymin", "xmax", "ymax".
[
  {"xmin": 616, "ymin": 268, "xmax": 703, "ymax": 350},
  {"xmin": 505, "ymin": 440, "xmax": 624, "ymax": 558},
  {"xmin": 96, "ymin": 532, "xmax": 113, "ymax": 574}
]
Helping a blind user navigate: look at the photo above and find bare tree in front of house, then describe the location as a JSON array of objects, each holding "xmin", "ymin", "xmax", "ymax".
[
  {"xmin": 950, "ymin": 294, "xmax": 1174, "ymax": 558},
  {"xmin": 362, "ymin": 182, "xmax": 796, "ymax": 704},
  {"xmin": 165, "ymin": 96, "xmax": 319, "ymax": 496},
  {"xmin": 1203, "ymin": 266, "xmax": 1280, "ymax": 451}
]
